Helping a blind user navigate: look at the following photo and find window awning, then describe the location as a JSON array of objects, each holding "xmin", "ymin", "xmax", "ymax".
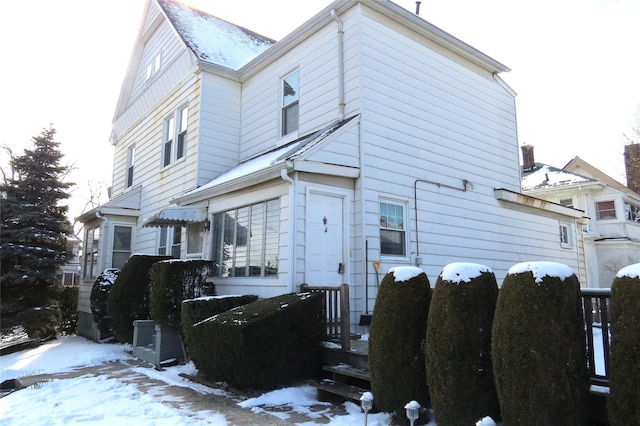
[{"xmin": 142, "ymin": 206, "xmax": 208, "ymax": 227}]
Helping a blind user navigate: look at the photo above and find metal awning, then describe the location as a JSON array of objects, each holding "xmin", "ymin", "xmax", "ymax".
[{"xmin": 142, "ymin": 206, "xmax": 208, "ymax": 227}]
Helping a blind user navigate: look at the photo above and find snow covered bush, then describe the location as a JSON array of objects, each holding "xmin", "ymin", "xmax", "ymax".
[
  {"xmin": 90, "ymin": 268, "xmax": 119, "ymax": 339},
  {"xmin": 492, "ymin": 261, "xmax": 588, "ymax": 425},
  {"xmin": 426, "ymin": 263, "xmax": 500, "ymax": 425},
  {"xmin": 189, "ymin": 292, "xmax": 323, "ymax": 390},
  {"xmin": 368, "ymin": 266, "xmax": 432, "ymax": 423},
  {"xmin": 149, "ymin": 259, "xmax": 214, "ymax": 334},
  {"xmin": 181, "ymin": 294, "xmax": 258, "ymax": 361},
  {"xmin": 107, "ymin": 255, "xmax": 171, "ymax": 343},
  {"xmin": 608, "ymin": 263, "xmax": 640, "ymax": 426}
]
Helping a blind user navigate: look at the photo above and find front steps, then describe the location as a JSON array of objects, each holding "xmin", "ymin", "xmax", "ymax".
[{"xmin": 312, "ymin": 341, "xmax": 371, "ymax": 404}]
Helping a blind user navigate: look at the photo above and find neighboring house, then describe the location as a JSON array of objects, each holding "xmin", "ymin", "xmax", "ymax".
[
  {"xmin": 59, "ymin": 236, "xmax": 81, "ymax": 285},
  {"xmin": 77, "ymin": 0, "xmax": 586, "ymax": 339},
  {"xmin": 521, "ymin": 144, "xmax": 640, "ymax": 288}
]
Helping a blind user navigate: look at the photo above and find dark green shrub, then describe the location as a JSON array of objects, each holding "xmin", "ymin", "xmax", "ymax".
[
  {"xmin": 57, "ymin": 285, "xmax": 78, "ymax": 335},
  {"xmin": 90, "ymin": 268, "xmax": 120, "ymax": 339},
  {"xmin": 492, "ymin": 261, "xmax": 588, "ymax": 425},
  {"xmin": 149, "ymin": 259, "xmax": 214, "ymax": 333},
  {"xmin": 181, "ymin": 294, "xmax": 258, "ymax": 361},
  {"xmin": 426, "ymin": 263, "xmax": 500, "ymax": 425},
  {"xmin": 369, "ymin": 267, "xmax": 432, "ymax": 422},
  {"xmin": 189, "ymin": 292, "xmax": 323, "ymax": 390},
  {"xmin": 608, "ymin": 263, "xmax": 640, "ymax": 426},
  {"xmin": 18, "ymin": 305, "xmax": 61, "ymax": 340},
  {"xmin": 107, "ymin": 254, "xmax": 171, "ymax": 343}
]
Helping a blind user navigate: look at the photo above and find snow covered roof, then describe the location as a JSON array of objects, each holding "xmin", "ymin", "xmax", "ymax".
[
  {"xmin": 521, "ymin": 164, "xmax": 597, "ymax": 192},
  {"xmin": 180, "ymin": 116, "xmax": 358, "ymax": 200},
  {"xmin": 156, "ymin": 0, "xmax": 275, "ymax": 70}
]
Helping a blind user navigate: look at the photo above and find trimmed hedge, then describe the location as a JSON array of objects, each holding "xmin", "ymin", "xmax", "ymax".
[
  {"xmin": 369, "ymin": 267, "xmax": 432, "ymax": 422},
  {"xmin": 90, "ymin": 268, "xmax": 120, "ymax": 339},
  {"xmin": 181, "ymin": 294, "xmax": 258, "ymax": 362},
  {"xmin": 608, "ymin": 264, "xmax": 640, "ymax": 426},
  {"xmin": 19, "ymin": 305, "xmax": 60, "ymax": 340},
  {"xmin": 189, "ymin": 292, "xmax": 324, "ymax": 390},
  {"xmin": 492, "ymin": 262, "xmax": 588, "ymax": 425},
  {"xmin": 149, "ymin": 259, "xmax": 214, "ymax": 333},
  {"xmin": 426, "ymin": 263, "xmax": 500, "ymax": 425},
  {"xmin": 107, "ymin": 254, "xmax": 171, "ymax": 343},
  {"xmin": 57, "ymin": 284, "xmax": 78, "ymax": 336}
]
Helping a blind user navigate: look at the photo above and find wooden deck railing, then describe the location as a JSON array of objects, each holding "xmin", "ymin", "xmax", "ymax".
[
  {"xmin": 300, "ymin": 283, "xmax": 350, "ymax": 351},
  {"xmin": 581, "ymin": 288, "xmax": 611, "ymax": 388}
]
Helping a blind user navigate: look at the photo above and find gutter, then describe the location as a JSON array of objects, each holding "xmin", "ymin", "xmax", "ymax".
[{"xmin": 331, "ymin": 9, "xmax": 345, "ymax": 121}]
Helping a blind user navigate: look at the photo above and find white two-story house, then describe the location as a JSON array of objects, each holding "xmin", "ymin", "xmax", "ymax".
[
  {"xmin": 521, "ymin": 144, "xmax": 640, "ymax": 288},
  {"xmin": 77, "ymin": 0, "xmax": 586, "ymax": 339}
]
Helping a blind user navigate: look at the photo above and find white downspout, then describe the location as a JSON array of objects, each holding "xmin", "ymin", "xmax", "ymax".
[
  {"xmin": 281, "ymin": 168, "xmax": 296, "ymax": 292},
  {"xmin": 331, "ymin": 9, "xmax": 345, "ymax": 121},
  {"xmin": 94, "ymin": 210, "xmax": 108, "ymax": 274}
]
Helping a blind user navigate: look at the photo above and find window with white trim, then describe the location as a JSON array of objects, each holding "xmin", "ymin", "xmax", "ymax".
[
  {"xmin": 559, "ymin": 222, "xmax": 573, "ymax": 248},
  {"xmin": 595, "ymin": 200, "xmax": 616, "ymax": 220},
  {"xmin": 624, "ymin": 200, "xmax": 640, "ymax": 223},
  {"xmin": 559, "ymin": 198, "xmax": 573, "ymax": 208},
  {"xmin": 379, "ymin": 201, "xmax": 407, "ymax": 257},
  {"xmin": 158, "ymin": 226, "xmax": 181, "ymax": 258},
  {"xmin": 126, "ymin": 146, "xmax": 135, "ymax": 188},
  {"xmin": 112, "ymin": 226, "xmax": 132, "ymax": 268},
  {"xmin": 83, "ymin": 225, "xmax": 100, "ymax": 279},
  {"xmin": 145, "ymin": 52, "xmax": 161, "ymax": 81},
  {"xmin": 187, "ymin": 222, "xmax": 204, "ymax": 255},
  {"xmin": 281, "ymin": 70, "xmax": 299, "ymax": 136},
  {"xmin": 211, "ymin": 199, "xmax": 280, "ymax": 277},
  {"xmin": 162, "ymin": 105, "xmax": 189, "ymax": 167}
]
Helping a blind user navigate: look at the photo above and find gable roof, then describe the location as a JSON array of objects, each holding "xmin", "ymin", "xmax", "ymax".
[
  {"xmin": 521, "ymin": 163, "xmax": 599, "ymax": 192},
  {"xmin": 156, "ymin": 0, "xmax": 275, "ymax": 70}
]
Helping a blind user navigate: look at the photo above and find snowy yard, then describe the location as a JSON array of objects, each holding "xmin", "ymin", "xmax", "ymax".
[{"xmin": 0, "ymin": 335, "xmax": 393, "ymax": 425}]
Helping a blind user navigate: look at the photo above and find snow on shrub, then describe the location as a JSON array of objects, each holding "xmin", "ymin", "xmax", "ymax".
[
  {"xmin": 426, "ymin": 263, "xmax": 500, "ymax": 425},
  {"xmin": 608, "ymin": 263, "xmax": 640, "ymax": 426},
  {"xmin": 492, "ymin": 261, "xmax": 588, "ymax": 425},
  {"xmin": 90, "ymin": 268, "xmax": 120, "ymax": 339},
  {"xmin": 369, "ymin": 266, "xmax": 432, "ymax": 422}
]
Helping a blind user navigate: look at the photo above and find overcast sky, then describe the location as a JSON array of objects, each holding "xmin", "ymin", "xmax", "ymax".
[{"xmin": 1, "ymin": 0, "xmax": 639, "ymax": 227}]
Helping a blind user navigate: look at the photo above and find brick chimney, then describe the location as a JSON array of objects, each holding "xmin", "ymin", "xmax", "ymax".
[
  {"xmin": 521, "ymin": 144, "xmax": 535, "ymax": 170},
  {"xmin": 625, "ymin": 143, "xmax": 640, "ymax": 194}
]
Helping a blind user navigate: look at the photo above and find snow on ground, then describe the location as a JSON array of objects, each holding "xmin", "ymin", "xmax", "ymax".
[{"xmin": 0, "ymin": 336, "xmax": 392, "ymax": 425}]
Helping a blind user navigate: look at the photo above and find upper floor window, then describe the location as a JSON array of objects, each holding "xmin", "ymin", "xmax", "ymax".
[
  {"xmin": 595, "ymin": 200, "xmax": 616, "ymax": 220},
  {"xmin": 211, "ymin": 199, "xmax": 280, "ymax": 278},
  {"xmin": 624, "ymin": 200, "xmax": 640, "ymax": 223},
  {"xmin": 126, "ymin": 146, "xmax": 135, "ymax": 188},
  {"xmin": 145, "ymin": 52, "xmax": 161, "ymax": 81},
  {"xmin": 162, "ymin": 106, "xmax": 189, "ymax": 167},
  {"xmin": 281, "ymin": 70, "xmax": 299, "ymax": 136},
  {"xmin": 112, "ymin": 226, "xmax": 132, "ymax": 268},
  {"xmin": 158, "ymin": 226, "xmax": 181, "ymax": 258},
  {"xmin": 379, "ymin": 201, "xmax": 406, "ymax": 257}
]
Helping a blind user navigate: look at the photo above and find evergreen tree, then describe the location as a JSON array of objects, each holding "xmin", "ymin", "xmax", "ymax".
[{"xmin": 1, "ymin": 127, "xmax": 73, "ymax": 335}]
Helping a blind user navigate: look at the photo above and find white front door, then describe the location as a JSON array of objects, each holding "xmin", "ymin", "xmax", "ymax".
[{"xmin": 306, "ymin": 190, "xmax": 345, "ymax": 286}]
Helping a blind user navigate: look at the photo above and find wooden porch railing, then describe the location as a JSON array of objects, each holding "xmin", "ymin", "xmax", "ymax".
[
  {"xmin": 300, "ymin": 283, "xmax": 350, "ymax": 351},
  {"xmin": 581, "ymin": 288, "xmax": 611, "ymax": 389}
]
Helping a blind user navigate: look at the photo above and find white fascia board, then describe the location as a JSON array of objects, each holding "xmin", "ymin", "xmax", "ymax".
[
  {"xmin": 288, "ymin": 160, "xmax": 359, "ymax": 178},
  {"xmin": 495, "ymin": 188, "xmax": 586, "ymax": 219}
]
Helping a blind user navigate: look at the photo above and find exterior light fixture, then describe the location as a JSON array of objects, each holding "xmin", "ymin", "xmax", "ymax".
[
  {"xmin": 405, "ymin": 400, "xmax": 420, "ymax": 426},
  {"xmin": 203, "ymin": 218, "xmax": 211, "ymax": 232},
  {"xmin": 360, "ymin": 392, "xmax": 374, "ymax": 426}
]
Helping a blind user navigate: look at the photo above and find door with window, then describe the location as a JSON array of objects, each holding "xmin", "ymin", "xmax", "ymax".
[{"xmin": 306, "ymin": 190, "xmax": 345, "ymax": 286}]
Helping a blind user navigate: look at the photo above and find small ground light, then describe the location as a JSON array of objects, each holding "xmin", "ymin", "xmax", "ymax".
[
  {"xmin": 405, "ymin": 400, "xmax": 420, "ymax": 426},
  {"xmin": 360, "ymin": 392, "xmax": 374, "ymax": 426}
]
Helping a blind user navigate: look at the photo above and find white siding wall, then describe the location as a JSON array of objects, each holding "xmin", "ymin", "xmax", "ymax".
[
  {"xmin": 354, "ymin": 8, "xmax": 578, "ymax": 288},
  {"xmin": 196, "ymin": 72, "xmax": 242, "ymax": 187},
  {"xmin": 239, "ymin": 7, "xmax": 361, "ymax": 160}
]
